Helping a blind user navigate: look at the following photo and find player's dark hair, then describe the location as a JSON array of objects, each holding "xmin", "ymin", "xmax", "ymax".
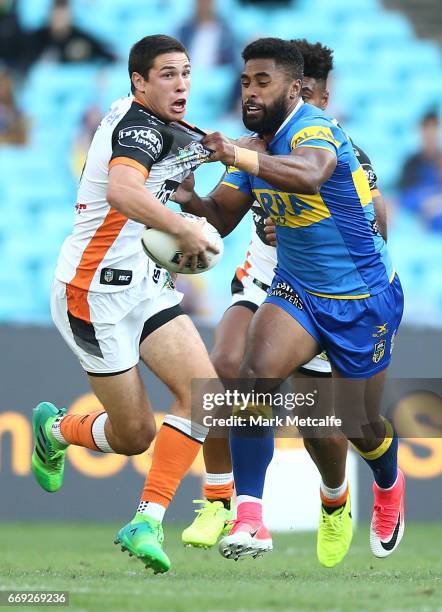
[
  {"xmin": 242, "ymin": 37, "xmax": 304, "ymax": 81},
  {"xmin": 421, "ymin": 109, "xmax": 439, "ymax": 125},
  {"xmin": 291, "ymin": 39, "xmax": 333, "ymax": 84},
  {"xmin": 128, "ymin": 34, "xmax": 188, "ymax": 93}
]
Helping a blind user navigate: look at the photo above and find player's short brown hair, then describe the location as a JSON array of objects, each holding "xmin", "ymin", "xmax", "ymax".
[{"xmin": 128, "ymin": 35, "xmax": 189, "ymax": 93}]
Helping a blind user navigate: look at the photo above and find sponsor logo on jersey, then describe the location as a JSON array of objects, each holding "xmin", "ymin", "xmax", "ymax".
[
  {"xmin": 75, "ymin": 203, "xmax": 87, "ymax": 213},
  {"xmin": 269, "ymin": 281, "xmax": 304, "ymax": 309},
  {"xmin": 100, "ymin": 268, "xmax": 133, "ymax": 286},
  {"xmin": 372, "ymin": 339, "xmax": 386, "ymax": 363},
  {"xmin": 373, "ymin": 323, "xmax": 388, "ymax": 337},
  {"xmin": 118, "ymin": 126, "xmax": 163, "ymax": 160},
  {"xmin": 291, "ymin": 126, "xmax": 340, "ymax": 149}
]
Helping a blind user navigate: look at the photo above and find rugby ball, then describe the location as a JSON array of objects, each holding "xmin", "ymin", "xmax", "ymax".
[{"xmin": 141, "ymin": 212, "xmax": 224, "ymax": 274}]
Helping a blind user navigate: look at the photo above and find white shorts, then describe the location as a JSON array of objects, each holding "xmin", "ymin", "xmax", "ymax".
[
  {"xmin": 230, "ymin": 271, "xmax": 332, "ymax": 376},
  {"xmin": 51, "ymin": 270, "xmax": 183, "ymax": 375}
]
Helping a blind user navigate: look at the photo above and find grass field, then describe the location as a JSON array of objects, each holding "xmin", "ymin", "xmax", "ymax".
[{"xmin": 0, "ymin": 522, "xmax": 441, "ymax": 611}]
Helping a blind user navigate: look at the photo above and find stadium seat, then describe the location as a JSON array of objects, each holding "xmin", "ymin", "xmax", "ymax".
[
  {"xmin": 16, "ymin": 0, "xmax": 52, "ymax": 29},
  {"xmin": 185, "ymin": 65, "xmax": 237, "ymax": 124}
]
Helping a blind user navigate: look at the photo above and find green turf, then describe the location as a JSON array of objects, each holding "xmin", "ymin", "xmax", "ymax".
[{"xmin": 0, "ymin": 522, "xmax": 440, "ymax": 611}]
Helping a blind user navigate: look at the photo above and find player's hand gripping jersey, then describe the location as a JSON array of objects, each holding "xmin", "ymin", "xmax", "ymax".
[
  {"xmin": 223, "ymin": 102, "xmax": 394, "ymax": 299},
  {"xmin": 55, "ymin": 96, "xmax": 211, "ymax": 294}
]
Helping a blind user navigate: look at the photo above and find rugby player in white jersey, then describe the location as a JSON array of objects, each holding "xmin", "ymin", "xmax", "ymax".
[
  {"xmin": 30, "ymin": 34, "xmax": 221, "ymax": 574},
  {"xmin": 179, "ymin": 39, "xmax": 388, "ymax": 568}
]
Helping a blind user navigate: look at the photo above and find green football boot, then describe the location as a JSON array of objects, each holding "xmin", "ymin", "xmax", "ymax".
[
  {"xmin": 115, "ymin": 513, "xmax": 171, "ymax": 574},
  {"xmin": 31, "ymin": 402, "xmax": 67, "ymax": 493},
  {"xmin": 182, "ymin": 500, "xmax": 233, "ymax": 548},
  {"xmin": 317, "ymin": 493, "xmax": 353, "ymax": 568}
]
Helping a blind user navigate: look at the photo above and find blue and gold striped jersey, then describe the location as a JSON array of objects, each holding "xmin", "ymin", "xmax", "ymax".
[{"xmin": 222, "ymin": 102, "xmax": 394, "ymax": 298}]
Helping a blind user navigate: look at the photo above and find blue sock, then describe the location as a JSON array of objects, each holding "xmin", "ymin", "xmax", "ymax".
[
  {"xmin": 357, "ymin": 419, "xmax": 398, "ymax": 489},
  {"xmin": 230, "ymin": 425, "xmax": 274, "ymax": 498}
]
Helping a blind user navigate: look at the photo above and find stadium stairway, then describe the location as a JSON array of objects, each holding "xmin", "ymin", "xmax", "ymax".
[{"xmin": 383, "ymin": 0, "xmax": 442, "ymax": 46}]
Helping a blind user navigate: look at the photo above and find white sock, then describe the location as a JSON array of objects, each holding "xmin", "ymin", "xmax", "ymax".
[
  {"xmin": 91, "ymin": 412, "xmax": 114, "ymax": 452},
  {"xmin": 51, "ymin": 416, "xmax": 68, "ymax": 446},
  {"xmin": 137, "ymin": 501, "xmax": 166, "ymax": 522},
  {"xmin": 237, "ymin": 495, "xmax": 262, "ymax": 506},
  {"xmin": 164, "ymin": 414, "xmax": 208, "ymax": 443},
  {"xmin": 206, "ymin": 472, "xmax": 233, "ymax": 485},
  {"xmin": 320, "ymin": 478, "xmax": 348, "ymax": 503}
]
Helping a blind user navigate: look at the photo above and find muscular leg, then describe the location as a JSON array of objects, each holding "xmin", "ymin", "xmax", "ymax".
[
  {"xmin": 333, "ymin": 366, "xmax": 398, "ymax": 488},
  {"xmin": 219, "ymin": 303, "xmax": 320, "ymax": 558},
  {"xmin": 137, "ymin": 313, "xmax": 220, "ymax": 515},
  {"xmin": 332, "ymin": 366, "xmax": 388, "ymax": 451},
  {"xmin": 292, "ymin": 371, "xmax": 347, "ymax": 488},
  {"xmin": 88, "ymin": 368, "xmax": 156, "ymax": 455},
  {"xmin": 234, "ymin": 302, "xmax": 319, "ymax": 499},
  {"xmin": 332, "ymin": 365, "xmax": 403, "ymax": 558},
  {"xmin": 113, "ymin": 314, "xmax": 221, "ymax": 572},
  {"xmin": 204, "ymin": 304, "xmax": 256, "ymax": 476}
]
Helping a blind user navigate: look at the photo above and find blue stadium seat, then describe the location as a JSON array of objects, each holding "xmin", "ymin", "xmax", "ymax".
[
  {"xmin": 16, "ymin": 0, "xmax": 52, "ymax": 29},
  {"xmin": 185, "ymin": 65, "xmax": 236, "ymax": 124}
]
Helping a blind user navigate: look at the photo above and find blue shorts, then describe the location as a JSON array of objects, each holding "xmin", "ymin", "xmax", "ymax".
[{"xmin": 265, "ymin": 273, "xmax": 404, "ymax": 378}]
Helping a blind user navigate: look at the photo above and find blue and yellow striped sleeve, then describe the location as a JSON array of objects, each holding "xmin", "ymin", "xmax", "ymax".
[
  {"xmin": 289, "ymin": 123, "xmax": 343, "ymax": 156},
  {"xmin": 221, "ymin": 165, "xmax": 252, "ymax": 195}
]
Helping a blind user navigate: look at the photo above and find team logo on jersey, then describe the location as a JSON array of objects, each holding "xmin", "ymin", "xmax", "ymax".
[
  {"xmin": 118, "ymin": 126, "xmax": 163, "ymax": 160},
  {"xmin": 177, "ymin": 141, "xmax": 210, "ymax": 161},
  {"xmin": 163, "ymin": 271, "xmax": 175, "ymax": 290},
  {"xmin": 372, "ymin": 340, "xmax": 386, "ymax": 363},
  {"xmin": 157, "ymin": 179, "xmax": 180, "ymax": 204},
  {"xmin": 269, "ymin": 281, "xmax": 304, "ymax": 309},
  {"xmin": 373, "ymin": 323, "xmax": 388, "ymax": 337}
]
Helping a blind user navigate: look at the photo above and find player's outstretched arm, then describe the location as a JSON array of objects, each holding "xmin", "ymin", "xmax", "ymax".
[
  {"xmin": 107, "ymin": 164, "xmax": 218, "ymax": 268},
  {"xmin": 173, "ymin": 173, "xmax": 254, "ymax": 237},
  {"xmin": 203, "ymin": 132, "xmax": 337, "ymax": 194}
]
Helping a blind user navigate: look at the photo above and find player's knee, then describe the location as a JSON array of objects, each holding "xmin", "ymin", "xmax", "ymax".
[
  {"xmin": 211, "ymin": 350, "xmax": 242, "ymax": 380},
  {"xmin": 239, "ymin": 355, "xmax": 276, "ymax": 381},
  {"xmin": 303, "ymin": 434, "xmax": 345, "ymax": 453},
  {"xmin": 118, "ymin": 420, "xmax": 156, "ymax": 455}
]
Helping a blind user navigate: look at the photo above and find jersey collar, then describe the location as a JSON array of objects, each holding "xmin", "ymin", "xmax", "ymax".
[{"xmin": 274, "ymin": 98, "xmax": 304, "ymax": 137}]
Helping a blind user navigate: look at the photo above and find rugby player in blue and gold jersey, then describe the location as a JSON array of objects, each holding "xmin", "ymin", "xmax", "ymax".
[{"xmin": 176, "ymin": 38, "xmax": 405, "ymax": 564}]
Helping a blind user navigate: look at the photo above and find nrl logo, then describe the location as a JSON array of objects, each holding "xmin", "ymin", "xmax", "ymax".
[
  {"xmin": 104, "ymin": 269, "xmax": 114, "ymax": 283},
  {"xmin": 372, "ymin": 340, "xmax": 386, "ymax": 363}
]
